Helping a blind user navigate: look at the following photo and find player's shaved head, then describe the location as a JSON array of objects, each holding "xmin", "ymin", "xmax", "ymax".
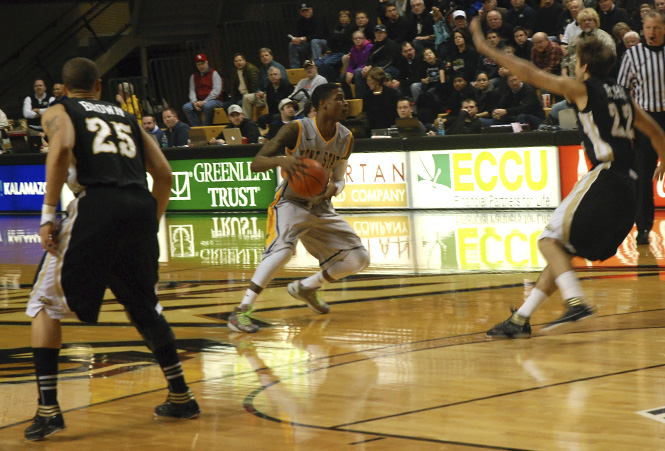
[{"xmin": 62, "ymin": 57, "xmax": 99, "ymax": 91}]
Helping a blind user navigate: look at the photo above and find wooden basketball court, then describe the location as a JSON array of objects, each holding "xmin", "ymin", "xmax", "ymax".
[{"xmin": 2, "ymin": 210, "xmax": 665, "ymax": 450}]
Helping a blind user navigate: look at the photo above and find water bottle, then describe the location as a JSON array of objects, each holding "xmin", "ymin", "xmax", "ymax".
[
  {"xmin": 161, "ymin": 133, "xmax": 168, "ymax": 148},
  {"xmin": 437, "ymin": 120, "xmax": 445, "ymax": 136}
]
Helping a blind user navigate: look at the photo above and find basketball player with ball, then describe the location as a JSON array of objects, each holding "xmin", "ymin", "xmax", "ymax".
[{"xmin": 228, "ymin": 84, "xmax": 370, "ymax": 333}]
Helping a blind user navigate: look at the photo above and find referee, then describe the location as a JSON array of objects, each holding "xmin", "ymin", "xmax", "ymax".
[{"xmin": 617, "ymin": 10, "xmax": 665, "ymax": 245}]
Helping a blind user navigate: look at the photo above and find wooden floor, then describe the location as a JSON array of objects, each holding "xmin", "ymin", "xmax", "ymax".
[{"xmin": 2, "ymin": 210, "xmax": 665, "ymax": 450}]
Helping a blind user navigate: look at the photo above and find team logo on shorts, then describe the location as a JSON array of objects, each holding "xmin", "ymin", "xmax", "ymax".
[{"xmin": 39, "ymin": 296, "xmax": 54, "ymax": 305}]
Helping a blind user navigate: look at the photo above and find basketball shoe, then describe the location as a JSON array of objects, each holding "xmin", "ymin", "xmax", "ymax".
[
  {"xmin": 228, "ymin": 305, "xmax": 259, "ymax": 333},
  {"xmin": 287, "ymin": 281, "xmax": 329, "ymax": 314},
  {"xmin": 543, "ymin": 297, "xmax": 595, "ymax": 331},
  {"xmin": 486, "ymin": 310, "xmax": 532, "ymax": 339},
  {"xmin": 25, "ymin": 404, "xmax": 66, "ymax": 441},
  {"xmin": 154, "ymin": 389, "xmax": 200, "ymax": 419}
]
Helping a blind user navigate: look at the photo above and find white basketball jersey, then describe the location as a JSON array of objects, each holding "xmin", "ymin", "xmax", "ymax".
[{"xmin": 281, "ymin": 118, "xmax": 352, "ymax": 200}]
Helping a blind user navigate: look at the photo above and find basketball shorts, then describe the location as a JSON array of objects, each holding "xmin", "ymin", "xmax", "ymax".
[
  {"xmin": 540, "ymin": 162, "xmax": 637, "ymax": 261},
  {"xmin": 27, "ymin": 186, "xmax": 163, "ymax": 323},
  {"xmin": 263, "ymin": 196, "xmax": 365, "ymax": 270}
]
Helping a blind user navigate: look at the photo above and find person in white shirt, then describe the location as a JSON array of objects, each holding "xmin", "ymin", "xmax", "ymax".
[{"xmin": 23, "ymin": 79, "xmax": 54, "ymax": 136}]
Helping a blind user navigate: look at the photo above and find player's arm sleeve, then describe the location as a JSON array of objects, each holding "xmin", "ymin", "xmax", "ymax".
[{"xmin": 332, "ymin": 159, "xmax": 348, "ymax": 196}]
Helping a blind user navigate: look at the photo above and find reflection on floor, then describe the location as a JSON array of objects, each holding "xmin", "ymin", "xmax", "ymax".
[{"xmin": 1, "ymin": 210, "xmax": 665, "ymax": 450}]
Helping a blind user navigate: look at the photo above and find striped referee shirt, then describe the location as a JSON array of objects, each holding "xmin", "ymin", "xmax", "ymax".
[{"xmin": 617, "ymin": 43, "xmax": 665, "ymax": 112}]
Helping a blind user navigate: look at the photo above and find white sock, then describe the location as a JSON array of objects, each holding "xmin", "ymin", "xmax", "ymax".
[
  {"xmin": 301, "ymin": 272, "xmax": 326, "ymax": 289},
  {"xmin": 240, "ymin": 248, "xmax": 293, "ymax": 308},
  {"xmin": 240, "ymin": 289, "xmax": 258, "ymax": 307},
  {"xmin": 516, "ymin": 288, "xmax": 548, "ymax": 318},
  {"xmin": 554, "ymin": 270, "xmax": 583, "ymax": 301}
]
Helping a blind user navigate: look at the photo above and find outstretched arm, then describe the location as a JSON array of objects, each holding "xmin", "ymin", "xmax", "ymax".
[{"xmin": 469, "ymin": 19, "xmax": 587, "ymax": 106}]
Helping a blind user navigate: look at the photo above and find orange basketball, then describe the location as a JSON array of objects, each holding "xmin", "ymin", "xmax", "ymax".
[{"xmin": 285, "ymin": 158, "xmax": 328, "ymax": 198}]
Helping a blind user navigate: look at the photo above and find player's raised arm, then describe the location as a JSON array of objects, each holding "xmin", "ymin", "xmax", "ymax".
[
  {"xmin": 469, "ymin": 18, "xmax": 587, "ymax": 105},
  {"xmin": 142, "ymin": 128, "xmax": 172, "ymax": 220},
  {"xmin": 250, "ymin": 121, "xmax": 306, "ymax": 176}
]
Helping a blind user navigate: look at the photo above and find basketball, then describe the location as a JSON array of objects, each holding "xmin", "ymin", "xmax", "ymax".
[{"xmin": 284, "ymin": 158, "xmax": 328, "ymax": 198}]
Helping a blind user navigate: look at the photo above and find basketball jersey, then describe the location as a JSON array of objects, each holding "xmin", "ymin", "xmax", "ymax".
[
  {"xmin": 282, "ymin": 117, "xmax": 352, "ymax": 200},
  {"xmin": 575, "ymin": 77, "xmax": 635, "ymax": 171},
  {"xmin": 60, "ymin": 98, "xmax": 148, "ymax": 190}
]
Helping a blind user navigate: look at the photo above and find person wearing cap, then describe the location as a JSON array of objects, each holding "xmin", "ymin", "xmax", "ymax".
[
  {"xmin": 182, "ymin": 53, "xmax": 224, "ymax": 126},
  {"xmin": 407, "ymin": 0, "xmax": 435, "ymax": 53},
  {"xmin": 222, "ymin": 53, "xmax": 259, "ymax": 117},
  {"xmin": 289, "ymin": 60, "xmax": 327, "ymax": 105},
  {"xmin": 288, "ymin": 4, "xmax": 328, "ymax": 69},
  {"xmin": 266, "ymin": 98, "xmax": 297, "ymax": 140},
  {"xmin": 354, "ymin": 24, "xmax": 402, "ymax": 99},
  {"xmin": 210, "ymin": 104, "xmax": 260, "ymax": 145},
  {"xmin": 452, "ymin": 10, "xmax": 469, "ymax": 31}
]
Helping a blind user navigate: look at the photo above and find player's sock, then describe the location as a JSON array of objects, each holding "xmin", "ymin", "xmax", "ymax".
[
  {"xmin": 301, "ymin": 272, "xmax": 327, "ymax": 289},
  {"xmin": 33, "ymin": 347, "xmax": 60, "ymax": 406},
  {"xmin": 554, "ymin": 271, "xmax": 584, "ymax": 301},
  {"xmin": 240, "ymin": 288, "xmax": 260, "ymax": 307},
  {"xmin": 240, "ymin": 248, "xmax": 293, "ymax": 307},
  {"xmin": 153, "ymin": 344, "xmax": 188, "ymax": 393},
  {"xmin": 516, "ymin": 288, "xmax": 548, "ymax": 318}
]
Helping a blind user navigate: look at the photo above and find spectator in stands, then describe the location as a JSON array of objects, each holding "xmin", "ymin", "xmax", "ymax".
[
  {"xmin": 314, "ymin": 10, "xmax": 354, "ymax": 82},
  {"xmin": 340, "ymin": 31, "xmax": 373, "ymax": 99},
  {"xmin": 446, "ymin": 98, "xmax": 483, "ymax": 134},
  {"xmin": 244, "ymin": 48, "xmax": 288, "ymax": 118},
  {"xmin": 393, "ymin": 98, "xmax": 428, "ymax": 134},
  {"xmin": 362, "ymin": 67, "xmax": 403, "ymax": 132},
  {"xmin": 355, "ymin": 24, "xmax": 402, "ymax": 99},
  {"xmin": 474, "ymin": 71, "xmax": 500, "ymax": 126},
  {"xmin": 537, "ymin": 0, "xmax": 564, "ymax": 40},
  {"xmin": 210, "ymin": 104, "xmax": 260, "ymax": 144},
  {"xmin": 408, "ymin": 0, "xmax": 436, "ymax": 53},
  {"xmin": 513, "ymin": 26, "xmax": 534, "ymax": 60},
  {"xmin": 162, "ymin": 107, "xmax": 190, "ymax": 147},
  {"xmin": 476, "ymin": 31, "xmax": 502, "ymax": 86},
  {"xmin": 182, "ymin": 54, "xmax": 224, "ymax": 126},
  {"xmin": 0, "ymin": 108, "xmax": 8, "ymax": 130},
  {"xmin": 612, "ymin": 21, "xmax": 632, "ymax": 61},
  {"xmin": 561, "ymin": 0, "xmax": 583, "ymax": 45},
  {"xmin": 49, "ymin": 83, "xmax": 65, "ymax": 105},
  {"xmin": 506, "ymin": 0, "xmax": 537, "ymax": 37},
  {"xmin": 142, "ymin": 114, "xmax": 164, "ymax": 144},
  {"xmin": 352, "ymin": 10, "xmax": 375, "ymax": 37},
  {"xmin": 656, "ymin": 0, "xmax": 665, "ymax": 13},
  {"xmin": 222, "ymin": 53, "xmax": 259, "ymax": 118},
  {"xmin": 637, "ymin": 2, "xmax": 654, "ymax": 38},
  {"xmin": 623, "ymin": 30, "xmax": 640, "ymax": 49},
  {"xmin": 598, "ymin": 0, "xmax": 630, "ymax": 35},
  {"xmin": 411, "ymin": 47, "xmax": 445, "ymax": 105},
  {"xmin": 290, "ymin": 60, "xmax": 327, "ymax": 106},
  {"xmin": 288, "ymin": 4, "xmax": 328, "ymax": 68},
  {"xmin": 266, "ymin": 98, "xmax": 298, "ymax": 140},
  {"xmin": 115, "ymin": 82, "xmax": 142, "ymax": 120},
  {"xmin": 478, "ymin": 0, "xmax": 508, "ymax": 27},
  {"xmin": 561, "ymin": 8, "xmax": 615, "ymax": 79},
  {"xmin": 395, "ymin": 40, "xmax": 422, "ymax": 97},
  {"xmin": 446, "ymin": 72, "xmax": 479, "ymax": 117},
  {"xmin": 256, "ymin": 66, "xmax": 294, "ymax": 129},
  {"xmin": 485, "ymin": 10, "xmax": 514, "ymax": 43},
  {"xmin": 530, "ymin": 32, "xmax": 563, "ymax": 74},
  {"xmin": 452, "ymin": 10, "xmax": 469, "ymax": 31},
  {"xmin": 382, "ymin": 2, "xmax": 411, "ymax": 44},
  {"xmin": 23, "ymin": 79, "xmax": 54, "ymax": 137},
  {"xmin": 431, "ymin": 6, "xmax": 452, "ymax": 59},
  {"xmin": 492, "ymin": 73, "xmax": 545, "ymax": 130},
  {"xmin": 446, "ymin": 29, "xmax": 478, "ymax": 83},
  {"xmin": 379, "ymin": 0, "xmax": 410, "ymax": 18}
]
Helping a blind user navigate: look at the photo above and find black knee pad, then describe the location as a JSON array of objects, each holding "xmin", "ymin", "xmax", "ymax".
[{"xmin": 128, "ymin": 311, "xmax": 175, "ymax": 352}]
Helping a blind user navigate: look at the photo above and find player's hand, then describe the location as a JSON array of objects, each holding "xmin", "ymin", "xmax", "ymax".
[
  {"xmin": 654, "ymin": 162, "xmax": 665, "ymax": 182},
  {"xmin": 322, "ymin": 172, "xmax": 336, "ymax": 198},
  {"xmin": 279, "ymin": 155, "xmax": 308, "ymax": 177},
  {"xmin": 40, "ymin": 222, "xmax": 59, "ymax": 255}
]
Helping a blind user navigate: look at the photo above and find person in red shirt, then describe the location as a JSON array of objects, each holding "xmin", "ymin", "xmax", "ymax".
[{"xmin": 182, "ymin": 54, "xmax": 224, "ymax": 126}]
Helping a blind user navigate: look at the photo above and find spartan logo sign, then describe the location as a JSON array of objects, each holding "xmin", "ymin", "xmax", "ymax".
[
  {"xmin": 171, "ymin": 171, "xmax": 191, "ymax": 200},
  {"xmin": 169, "ymin": 224, "xmax": 196, "ymax": 258},
  {"xmin": 418, "ymin": 154, "xmax": 452, "ymax": 188}
]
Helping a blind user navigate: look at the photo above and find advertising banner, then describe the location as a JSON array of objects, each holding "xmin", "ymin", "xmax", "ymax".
[
  {"xmin": 0, "ymin": 165, "xmax": 46, "ymax": 212},
  {"xmin": 327, "ymin": 152, "xmax": 409, "ymax": 209},
  {"xmin": 167, "ymin": 158, "xmax": 277, "ymax": 211},
  {"xmin": 409, "ymin": 147, "xmax": 561, "ymax": 209}
]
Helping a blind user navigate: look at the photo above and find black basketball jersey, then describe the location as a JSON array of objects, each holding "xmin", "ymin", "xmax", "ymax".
[
  {"xmin": 575, "ymin": 77, "xmax": 635, "ymax": 171},
  {"xmin": 60, "ymin": 98, "xmax": 148, "ymax": 189}
]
